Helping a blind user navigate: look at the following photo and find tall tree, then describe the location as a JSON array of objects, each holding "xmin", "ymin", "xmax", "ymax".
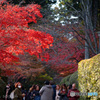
[
  {"xmin": 52, "ymin": 0, "xmax": 100, "ymax": 58},
  {"xmin": 80, "ymin": 0, "xmax": 99, "ymax": 58},
  {"xmin": 0, "ymin": 1, "xmax": 53, "ymax": 72},
  {"xmin": 31, "ymin": 15, "xmax": 85, "ymax": 76},
  {"xmin": 7, "ymin": 0, "xmax": 57, "ymax": 7}
]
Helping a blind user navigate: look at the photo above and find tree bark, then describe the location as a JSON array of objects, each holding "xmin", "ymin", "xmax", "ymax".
[
  {"xmin": 92, "ymin": 0, "xmax": 99, "ymax": 29},
  {"xmin": 85, "ymin": 34, "xmax": 89, "ymax": 59}
]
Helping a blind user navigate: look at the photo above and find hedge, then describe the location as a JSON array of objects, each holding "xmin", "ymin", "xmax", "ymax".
[{"xmin": 78, "ymin": 54, "xmax": 100, "ymax": 100}]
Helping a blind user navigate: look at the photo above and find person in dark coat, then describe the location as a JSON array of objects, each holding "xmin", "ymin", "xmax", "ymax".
[
  {"xmin": 34, "ymin": 85, "xmax": 41, "ymax": 100},
  {"xmin": 58, "ymin": 84, "xmax": 68, "ymax": 100},
  {"xmin": 67, "ymin": 83, "xmax": 80, "ymax": 100},
  {"xmin": 39, "ymin": 81, "xmax": 53, "ymax": 100},
  {"xmin": 5, "ymin": 82, "xmax": 14, "ymax": 100},
  {"xmin": 27, "ymin": 85, "xmax": 36, "ymax": 100},
  {"xmin": 22, "ymin": 86, "xmax": 27, "ymax": 100},
  {"xmin": 50, "ymin": 81, "xmax": 56, "ymax": 100}
]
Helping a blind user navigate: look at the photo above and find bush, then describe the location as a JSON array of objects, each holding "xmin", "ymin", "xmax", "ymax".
[
  {"xmin": 0, "ymin": 78, "xmax": 6, "ymax": 98},
  {"xmin": 78, "ymin": 54, "xmax": 100, "ymax": 100},
  {"xmin": 60, "ymin": 71, "xmax": 78, "ymax": 88},
  {"xmin": 33, "ymin": 74, "xmax": 53, "ymax": 86}
]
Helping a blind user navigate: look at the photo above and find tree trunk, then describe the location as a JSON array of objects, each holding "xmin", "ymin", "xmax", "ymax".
[
  {"xmin": 85, "ymin": 34, "xmax": 90, "ymax": 59},
  {"xmin": 81, "ymin": 0, "xmax": 98, "ymax": 58},
  {"xmin": 92, "ymin": 0, "xmax": 99, "ymax": 29},
  {"xmin": 84, "ymin": 0, "xmax": 90, "ymax": 59}
]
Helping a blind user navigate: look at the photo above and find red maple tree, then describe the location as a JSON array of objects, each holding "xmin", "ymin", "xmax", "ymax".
[
  {"xmin": 30, "ymin": 19, "xmax": 85, "ymax": 76},
  {"xmin": 30, "ymin": 12, "xmax": 99, "ymax": 77},
  {"xmin": 39, "ymin": 24, "xmax": 85, "ymax": 76},
  {"xmin": 0, "ymin": 1, "xmax": 53, "ymax": 76},
  {"xmin": 47, "ymin": 38, "xmax": 84, "ymax": 76}
]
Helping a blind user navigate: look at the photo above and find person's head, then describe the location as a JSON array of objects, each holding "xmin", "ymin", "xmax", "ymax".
[
  {"xmin": 69, "ymin": 84, "xmax": 72, "ymax": 89},
  {"xmin": 6, "ymin": 83, "xmax": 10, "ymax": 88},
  {"xmin": 29, "ymin": 85, "xmax": 36, "ymax": 92},
  {"xmin": 44, "ymin": 80, "xmax": 50, "ymax": 85},
  {"xmin": 56, "ymin": 85, "xmax": 60, "ymax": 90},
  {"xmin": 36, "ymin": 85, "xmax": 40, "ymax": 91},
  {"xmin": 72, "ymin": 83, "xmax": 76, "ymax": 89},
  {"xmin": 50, "ymin": 81, "xmax": 55, "ymax": 85},
  {"xmin": 7, "ymin": 82, "xmax": 11, "ymax": 86},
  {"xmin": 15, "ymin": 82, "xmax": 22, "ymax": 89},
  {"xmin": 32, "ymin": 85, "xmax": 36, "ymax": 90},
  {"xmin": 61, "ymin": 84, "xmax": 67, "ymax": 92},
  {"xmin": 9, "ymin": 82, "xmax": 13, "ymax": 86}
]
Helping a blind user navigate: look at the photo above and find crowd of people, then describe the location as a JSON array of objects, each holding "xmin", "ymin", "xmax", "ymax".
[{"xmin": 5, "ymin": 81, "xmax": 80, "ymax": 100}]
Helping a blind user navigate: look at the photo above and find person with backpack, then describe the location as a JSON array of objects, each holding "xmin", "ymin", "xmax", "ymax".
[{"xmin": 13, "ymin": 82, "xmax": 25, "ymax": 100}]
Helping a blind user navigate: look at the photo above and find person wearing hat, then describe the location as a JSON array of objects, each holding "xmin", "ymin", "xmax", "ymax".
[{"xmin": 39, "ymin": 80, "xmax": 53, "ymax": 100}]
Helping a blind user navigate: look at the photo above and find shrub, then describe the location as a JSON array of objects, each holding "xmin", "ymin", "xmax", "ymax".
[
  {"xmin": 0, "ymin": 78, "xmax": 6, "ymax": 98},
  {"xmin": 78, "ymin": 54, "xmax": 100, "ymax": 100},
  {"xmin": 60, "ymin": 71, "xmax": 78, "ymax": 88}
]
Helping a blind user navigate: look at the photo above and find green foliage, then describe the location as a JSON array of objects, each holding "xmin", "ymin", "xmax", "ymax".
[
  {"xmin": 1, "ymin": 76, "xmax": 8, "ymax": 84},
  {"xmin": 39, "ymin": 74, "xmax": 53, "ymax": 80},
  {"xmin": 0, "ymin": 69, "xmax": 8, "ymax": 98},
  {"xmin": 0, "ymin": 68, "xmax": 8, "ymax": 84},
  {"xmin": 78, "ymin": 54, "xmax": 100, "ymax": 100},
  {"xmin": 20, "ymin": 73, "xmax": 53, "ymax": 90},
  {"xmin": 33, "ymin": 74, "xmax": 53, "ymax": 86},
  {"xmin": 7, "ymin": 0, "xmax": 57, "ymax": 8},
  {"xmin": 0, "ymin": 78, "xmax": 6, "ymax": 98},
  {"xmin": 60, "ymin": 0, "xmax": 81, "ymax": 12},
  {"xmin": 60, "ymin": 71, "xmax": 78, "ymax": 88}
]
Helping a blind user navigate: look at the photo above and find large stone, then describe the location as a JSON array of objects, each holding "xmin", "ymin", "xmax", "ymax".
[{"xmin": 78, "ymin": 54, "xmax": 100, "ymax": 100}]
